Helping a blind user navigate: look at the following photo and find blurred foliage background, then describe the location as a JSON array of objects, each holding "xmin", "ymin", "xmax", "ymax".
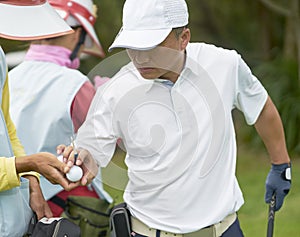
[{"xmin": 0, "ymin": 0, "xmax": 299, "ymax": 155}]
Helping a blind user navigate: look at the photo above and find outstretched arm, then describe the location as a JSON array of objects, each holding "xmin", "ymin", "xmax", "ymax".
[
  {"xmin": 15, "ymin": 152, "xmax": 78, "ymax": 191},
  {"xmin": 254, "ymin": 96, "xmax": 291, "ymax": 211}
]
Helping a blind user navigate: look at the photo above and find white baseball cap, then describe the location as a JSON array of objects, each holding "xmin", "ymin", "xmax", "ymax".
[
  {"xmin": 49, "ymin": 0, "xmax": 105, "ymax": 58},
  {"xmin": 109, "ymin": 0, "xmax": 189, "ymax": 51},
  {"xmin": 0, "ymin": 0, "xmax": 73, "ymax": 40}
]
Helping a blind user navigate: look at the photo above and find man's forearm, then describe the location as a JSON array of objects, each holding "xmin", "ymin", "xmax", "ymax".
[{"xmin": 254, "ymin": 96, "xmax": 290, "ymax": 164}]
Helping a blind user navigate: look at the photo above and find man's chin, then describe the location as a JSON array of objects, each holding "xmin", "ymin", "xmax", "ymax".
[
  {"xmin": 138, "ymin": 69, "xmax": 158, "ymax": 80},
  {"xmin": 140, "ymin": 74, "xmax": 157, "ymax": 80}
]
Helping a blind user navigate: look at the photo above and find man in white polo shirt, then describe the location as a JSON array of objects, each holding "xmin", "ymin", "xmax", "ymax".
[{"xmin": 66, "ymin": 0, "xmax": 291, "ymax": 236}]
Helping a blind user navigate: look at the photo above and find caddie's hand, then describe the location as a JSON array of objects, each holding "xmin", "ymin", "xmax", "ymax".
[
  {"xmin": 15, "ymin": 153, "xmax": 77, "ymax": 191},
  {"xmin": 265, "ymin": 163, "xmax": 291, "ymax": 211},
  {"xmin": 24, "ymin": 175, "xmax": 53, "ymax": 219}
]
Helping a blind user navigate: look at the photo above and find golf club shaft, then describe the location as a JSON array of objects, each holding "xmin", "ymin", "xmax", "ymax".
[{"xmin": 267, "ymin": 194, "xmax": 276, "ymax": 237}]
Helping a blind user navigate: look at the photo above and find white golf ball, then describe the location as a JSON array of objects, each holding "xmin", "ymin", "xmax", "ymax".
[{"xmin": 66, "ymin": 166, "xmax": 83, "ymax": 182}]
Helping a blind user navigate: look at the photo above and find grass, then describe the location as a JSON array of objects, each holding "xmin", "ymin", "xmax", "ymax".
[
  {"xmin": 101, "ymin": 148, "xmax": 127, "ymax": 205},
  {"xmin": 102, "ymin": 147, "xmax": 300, "ymax": 236},
  {"xmin": 237, "ymin": 147, "xmax": 300, "ymax": 237}
]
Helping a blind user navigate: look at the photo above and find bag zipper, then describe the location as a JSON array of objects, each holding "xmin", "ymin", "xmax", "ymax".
[{"xmin": 52, "ymin": 220, "xmax": 62, "ymax": 237}]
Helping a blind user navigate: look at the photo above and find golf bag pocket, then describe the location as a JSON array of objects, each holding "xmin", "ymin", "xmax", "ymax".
[
  {"xmin": 27, "ymin": 216, "xmax": 81, "ymax": 237},
  {"xmin": 61, "ymin": 195, "xmax": 113, "ymax": 237}
]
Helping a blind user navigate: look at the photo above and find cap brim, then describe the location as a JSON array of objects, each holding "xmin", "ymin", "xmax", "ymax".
[
  {"xmin": 108, "ymin": 28, "xmax": 172, "ymax": 52},
  {"xmin": 83, "ymin": 41, "xmax": 105, "ymax": 58},
  {"xmin": 0, "ymin": 2, "xmax": 73, "ymax": 40},
  {"xmin": 75, "ymin": 14, "xmax": 105, "ymax": 58}
]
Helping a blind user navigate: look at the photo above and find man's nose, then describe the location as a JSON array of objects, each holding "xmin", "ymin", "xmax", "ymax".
[{"xmin": 134, "ymin": 51, "xmax": 150, "ymax": 64}]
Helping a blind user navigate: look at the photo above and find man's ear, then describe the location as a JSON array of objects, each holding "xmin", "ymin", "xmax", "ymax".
[{"xmin": 180, "ymin": 28, "xmax": 190, "ymax": 50}]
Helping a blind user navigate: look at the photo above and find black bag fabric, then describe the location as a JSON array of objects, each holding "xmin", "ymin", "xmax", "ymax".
[
  {"xmin": 61, "ymin": 195, "xmax": 113, "ymax": 237},
  {"xmin": 110, "ymin": 203, "xmax": 132, "ymax": 237},
  {"xmin": 25, "ymin": 214, "xmax": 81, "ymax": 237}
]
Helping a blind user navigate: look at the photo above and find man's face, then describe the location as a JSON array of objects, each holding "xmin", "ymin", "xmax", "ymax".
[{"xmin": 126, "ymin": 29, "xmax": 188, "ymax": 82}]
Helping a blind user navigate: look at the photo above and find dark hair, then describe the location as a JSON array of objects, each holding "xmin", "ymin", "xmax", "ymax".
[{"xmin": 173, "ymin": 25, "xmax": 188, "ymax": 39}]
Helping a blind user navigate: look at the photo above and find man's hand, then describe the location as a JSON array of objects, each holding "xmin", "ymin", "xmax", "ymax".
[
  {"xmin": 23, "ymin": 175, "xmax": 52, "ymax": 220},
  {"xmin": 15, "ymin": 152, "xmax": 78, "ymax": 191},
  {"xmin": 265, "ymin": 163, "xmax": 291, "ymax": 211},
  {"xmin": 57, "ymin": 145, "xmax": 99, "ymax": 186}
]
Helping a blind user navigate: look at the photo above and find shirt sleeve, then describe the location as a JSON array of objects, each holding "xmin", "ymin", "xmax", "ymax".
[
  {"xmin": 71, "ymin": 81, "xmax": 96, "ymax": 133},
  {"xmin": 76, "ymin": 88, "xmax": 117, "ymax": 167},
  {"xmin": 234, "ymin": 56, "xmax": 268, "ymax": 125},
  {"xmin": 2, "ymin": 74, "xmax": 26, "ymax": 157},
  {"xmin": 0, "ymin": 157, "xmax": 20, "ymax": 191},
  {"xmin": 2, "ymin": 70, "xmax": 39, "ymax": 180}
]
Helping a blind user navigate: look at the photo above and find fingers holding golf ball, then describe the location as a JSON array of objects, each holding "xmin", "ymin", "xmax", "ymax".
[
  {"xmin": 77, "ymin": 150, "xmax": 98, "ymax": 185},
  {"xmin": 56, "ymin": 144, "xmax": 73, "ymax": 162},
  {"xmin": 63, "ymin": 149, "xmax": 98, "ymax": 185},
  {"xmin": 65, "ymin": 149, "xmax": 83, "ymax": 183}
]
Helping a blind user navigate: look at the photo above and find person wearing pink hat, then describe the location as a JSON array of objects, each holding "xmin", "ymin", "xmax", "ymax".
[
  {"xmin": 0, "ymin": 1, "xmax": 78, "ymax": 236},
  {"xmin": 8, "ymin": 0, "xmax": 112, "ymax": 220},
  {"xmin": 63, "ymin": 0, "xmax": 291, "ymax": 236}
]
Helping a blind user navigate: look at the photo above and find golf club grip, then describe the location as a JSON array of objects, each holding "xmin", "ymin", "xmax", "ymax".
[{"xmin": 267, "ymin": 194, "xmax": 276, "ymax": 237}]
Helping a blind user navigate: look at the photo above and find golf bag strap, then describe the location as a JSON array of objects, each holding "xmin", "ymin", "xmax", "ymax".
[
  {"xmin": 70, "ymin": 27, "xmax": 87, "ymax": 61},
  {"xmin": 49, "ymin": 195, "xmax": 66, "ymax": 209}
]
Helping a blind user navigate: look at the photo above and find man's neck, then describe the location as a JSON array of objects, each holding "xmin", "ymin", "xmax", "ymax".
[{"xmin": 159, "ymin": 50, "xmax": 186, "ymax": 83}]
